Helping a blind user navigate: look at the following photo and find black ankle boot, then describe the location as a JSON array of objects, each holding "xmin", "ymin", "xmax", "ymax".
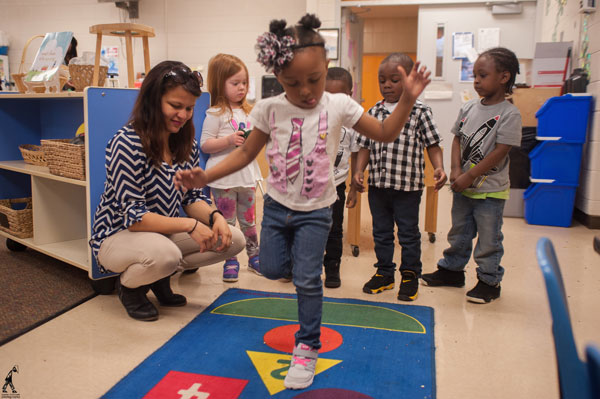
[
  {"xmin": 150, "ymin": 277, "xmax": 187, "ymax": 307},
  {"xmin": 324, "ymin": 262, "xmax": 341, "ymax": 288},
  {"xmin": 116, "ymin": 279, "xmax": 158, "ymax": 321}
]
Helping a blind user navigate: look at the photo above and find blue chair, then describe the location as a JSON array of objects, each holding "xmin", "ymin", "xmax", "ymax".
[
  {"xmin": 536, "ymin": 237, "xmax": 592, "ymax": 398},
  {"xmin": 587, "ymin": 344, "xmax": 600, "ymax": 399}
]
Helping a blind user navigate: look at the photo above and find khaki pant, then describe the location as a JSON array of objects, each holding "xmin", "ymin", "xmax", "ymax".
[{"xmin": 98, "ymin": 227, "xmax": 245, "ymax": 288}]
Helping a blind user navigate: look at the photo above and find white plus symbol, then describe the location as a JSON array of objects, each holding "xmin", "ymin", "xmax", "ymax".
[{"xmin": 177, "ymin": 383, "xmax": 210, "ymax": 399}]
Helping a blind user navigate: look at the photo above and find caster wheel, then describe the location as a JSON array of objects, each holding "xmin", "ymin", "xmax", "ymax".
[
  {"xmin": 182, "ymin": 267, "xmax": 199, "ymax": 274},
  {"xmin": 90, "ymin": 276, "xmax": 117, "ymax": 295},
  {"xmin": 428, "ymin": 233, "xmax": 436, "ymax": 243},
  {"xmin": 351, "ymin": 245, "xmax": 360, "ymax": 257},
  {"xmin": 6, "ymin": 238, "xmax": 27, "ymax": 252}
]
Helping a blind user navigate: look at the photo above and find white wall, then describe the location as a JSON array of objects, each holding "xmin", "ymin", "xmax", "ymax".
[
  {"xmin": 418, "ymin": 3, "xmax": 538, "ymax": 171},
  {"xmin": 0, "ymin": 0, "xmax": 307, "ymax": 94}
]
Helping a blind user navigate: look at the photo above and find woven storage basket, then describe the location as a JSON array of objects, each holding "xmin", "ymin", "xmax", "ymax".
[
  {"xmin": 18, "ymin": 144, "xmax": 47, "ymax": 166},
  {"xmin": 40, "ymin": 139, "xmax": 85, "ymax": 180},
  {"xmin": 0, "ymin": 197, "xmax": 33, "ymax": 239},
  {"xmin": 69, "ymin": 64, "xmax": 108, "ymax": 91}
]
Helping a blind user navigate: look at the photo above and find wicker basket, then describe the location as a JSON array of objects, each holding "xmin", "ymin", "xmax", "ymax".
[
  {"xmin": 12, "ymin": 34, "xmax": 69, "ymax": 94},
  {"xmin": 18, "ymin": 144, "xmax": 47, "ymax": 166},
  {"xmin": 0, "ymin": 197, "xmax": 33, "ymax": 239},
  {"xmin": 40, "ymin": 139, "xmax": 86, "ymax": 180},
  {"xmin": 69, "ymin": 64, "xmax": 108, "ymax": 91}
]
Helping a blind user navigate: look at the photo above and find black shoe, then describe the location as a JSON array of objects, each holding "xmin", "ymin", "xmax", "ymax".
[
  {"xmin": 421, "ymin": 267, "xmax": 465, "ymax": 287},
  {"xmin": 116, "ymin": 279, "xmax": 159, "ymax": 321},
  {"xmin": 150, "ymin": 277, "xmax": 187, "ymax": 307},
  {"xmin": 466, "ymin": 280, "xmax": 501, "ymax": 303},
  {"xmin": 362, "ymin": 273, "xmax": 394, "ymax": 294},
  {"xmin": 324, "ymin": 262, "xmax": 341, "ymax": 288},
  {"xmin": 397, "ymin": 270, "xmax": 419, "ymax": 301}
]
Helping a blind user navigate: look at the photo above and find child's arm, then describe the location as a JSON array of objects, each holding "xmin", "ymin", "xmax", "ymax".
[
  {"xmin": 345, "ymin": 152, "xmax": 359, "ymax": 208},
  {"xmin": 201, "ymin": 131, "xmax": 245, "ymax": 153},
  {"xmin": 425, "ymin": 144, "xmax": 447, "ymax": 191},
  {"xmin": 353, "ymin": 62, "xmax": 431, "ymax": 143},
  {"xmin": 449, "ymin": 135, "xmax": 462, "ymax": 185},
  {"xmin": 175, "ymin": 128, "xmax": 268, "ymax": 191},
  {"xmin": 352, "ymin": 147, "xmax": 370, "ymax": 193},
  {"xmin": 450, "ymin": 143, "xmax": 512, "ymax": 192}
]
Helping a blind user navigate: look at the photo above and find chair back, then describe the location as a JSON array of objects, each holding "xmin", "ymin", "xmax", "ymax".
[
  {"xmin": 536, "ymin": 237, "xmax": 591, "ymax": 398},
  {"xmin": 586, "ymin": 345, "xmax": 600, "ymax": 398}
]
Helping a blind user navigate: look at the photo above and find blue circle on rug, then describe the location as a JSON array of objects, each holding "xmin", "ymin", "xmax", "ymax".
[{"xmin": 292, "ymin": 388, "xmax": 374, "ymax": 398}]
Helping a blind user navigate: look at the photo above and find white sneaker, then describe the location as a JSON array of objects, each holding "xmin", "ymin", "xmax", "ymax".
[{"xmin": 284, "ymin": 342, "xmax": 318, "ymax": 390}]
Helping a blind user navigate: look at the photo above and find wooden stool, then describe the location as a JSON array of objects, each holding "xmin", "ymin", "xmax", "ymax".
[{"xmin": 89, "ymin": 23, "xmax": 155, "ymax": 88}]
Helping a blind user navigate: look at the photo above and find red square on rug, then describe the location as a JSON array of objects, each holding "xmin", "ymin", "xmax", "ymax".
[{"xmin": 144, "ymin": 371, "xmax": 248, "ymax": 399}]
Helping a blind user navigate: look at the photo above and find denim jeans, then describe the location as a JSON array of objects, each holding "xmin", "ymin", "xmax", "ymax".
[
  {"xmin": 259, "ymin": 195, "xmax": 332, "ymax": 349},
  {"xmin": 438, "ymin": 192, "xmax": 506, "ymax": 286},
  {"xmin": 324, "ymin": 182, "xmax": 346, "ymax": 267},
  {"xmin": 368, "ymin": 186, "xmax": 423, "ymax": 277}
]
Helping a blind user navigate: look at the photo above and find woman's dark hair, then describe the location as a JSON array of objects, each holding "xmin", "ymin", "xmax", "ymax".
[
  {"xmin": 479, "ymin": 47, "xmax": 520, "ymax": 94},
  {"xmin": 64, "ymin": 37, "xmax": 78, "ymax": 65},
  {"xmin": 130, "ymin": 60, "xmax": 202, "ymax": 166}
]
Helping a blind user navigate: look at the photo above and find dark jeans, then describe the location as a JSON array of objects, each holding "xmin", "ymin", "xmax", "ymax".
[
  {"xmin": 368, "ymin": 186, "xmax": 423, "ymax": 277},
  {"xmin": 324, "ymin": 182, "xmax": 346, "ymax": 267}
]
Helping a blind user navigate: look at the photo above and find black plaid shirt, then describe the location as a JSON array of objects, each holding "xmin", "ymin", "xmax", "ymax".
[{"xmin": 357, "ymin": 99, "xmax": 441, "ymax": 191}]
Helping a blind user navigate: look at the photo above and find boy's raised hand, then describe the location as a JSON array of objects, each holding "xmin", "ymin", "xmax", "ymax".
[
  {"xmin": 174, "ymin": 167, "xmax": 208, "ymax": 192},
  {"xmin": 398, "ymin": 61, "xmax": 431, "ymax": 101}
]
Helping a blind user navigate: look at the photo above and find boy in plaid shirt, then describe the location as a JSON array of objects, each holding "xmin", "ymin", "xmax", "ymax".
[{"xmin": 354, "ymin": 53, "xmax": 446, "ymax": 301}]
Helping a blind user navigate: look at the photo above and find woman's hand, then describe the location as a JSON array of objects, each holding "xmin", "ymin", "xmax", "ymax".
[
  {"xmin": 211, "ymin": 213, "xmax": 232, "ymax": 252},
  {"xmin": 189, "ymin": 220, "xmax": 216, "ymax": 252},
  {"xmin": 174, "ymin": 167, "xmax": 208, "ymax": 192}
]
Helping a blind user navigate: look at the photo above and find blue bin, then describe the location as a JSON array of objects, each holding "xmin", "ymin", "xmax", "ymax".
[
  {"xmin": 535, "ymin": 94, "xmax": 593, "ymax": 142},
  {"xmin": 523, "ymin": 182, "xmax": 577, "ymax": 227},
  {"xmin": 529, "ymin": 140, "xmax": 583, "ymax": 184}
]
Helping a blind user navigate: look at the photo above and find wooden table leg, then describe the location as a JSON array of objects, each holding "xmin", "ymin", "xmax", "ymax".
[
  {"xmin": 125, "ymin": 31, "xmax": 134, "ymax": 88},
  {"xmin": 93, "ymin": 33, "xmax": 103, "ymax": 86},
  {"xmin": 142, "ymin": 36, "xmax": 151, "ymax": 75}
]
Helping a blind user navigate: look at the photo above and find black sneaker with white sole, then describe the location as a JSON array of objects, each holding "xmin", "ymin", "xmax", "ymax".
[{"xmin": 466, "ymin": 280, "xmax": 501, "ymax": 303}]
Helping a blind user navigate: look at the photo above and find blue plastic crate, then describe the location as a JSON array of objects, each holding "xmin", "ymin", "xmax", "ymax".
[
  {"xmin": 524, "ymin": 182, "xmax": 577, "ymax": 227},
  {"xmin": 535, "ymin": 94, "xmax": 593, "ymax": 143},
  {"xmin": 529, "ymin": 140, "xmax": 583, "ymax": 184}
]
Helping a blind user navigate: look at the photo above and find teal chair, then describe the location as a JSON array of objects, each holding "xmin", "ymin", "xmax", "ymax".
[{"xmin": 536, "ymin": 237, "xmax": 592, "ymax": 398}]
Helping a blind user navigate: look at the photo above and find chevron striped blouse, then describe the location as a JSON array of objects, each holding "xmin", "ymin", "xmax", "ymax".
[{"xmin": 89, "ymin": 125, "xmax": 210, "ymax": 270}]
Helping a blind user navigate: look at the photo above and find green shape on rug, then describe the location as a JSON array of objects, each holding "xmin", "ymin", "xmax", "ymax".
[{"xmin": 211, "ymin": 298, "xmax": 426, "ymax": 333}]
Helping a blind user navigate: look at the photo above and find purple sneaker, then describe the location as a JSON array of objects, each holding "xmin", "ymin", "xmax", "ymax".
[
  {"xmin": 223, "ymin": 258, "xmax": 239, "ymax": 282},
  {"xmin": 248, "ymin": 255, "xmax": 262, "ymax": 276}
]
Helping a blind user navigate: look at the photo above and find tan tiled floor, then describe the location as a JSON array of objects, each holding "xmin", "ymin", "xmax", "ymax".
[{"xmin": 0, "ymin": 188, "xmax": 598, "ymax": 398}]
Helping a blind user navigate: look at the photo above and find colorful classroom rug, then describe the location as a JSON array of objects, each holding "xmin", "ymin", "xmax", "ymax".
[{"xmin": 103, "ymin": 288, "xmax": 435, "ymax": 399}]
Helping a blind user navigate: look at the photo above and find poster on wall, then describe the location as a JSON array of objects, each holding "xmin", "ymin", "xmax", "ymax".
[
  {"xmin": 452, "ymin": 32, "xmax": 474, "ymax": 59},
  {"xmin": 460, "ymin": 59, "xmax": 474, "ymax": 82},
  {"xmin": 318, "ymin": 28, "xmax": 339, "ymax": 60},
  {"xmin": 478, "ymin": 28, "xmax": 500, "ymax": 53}
]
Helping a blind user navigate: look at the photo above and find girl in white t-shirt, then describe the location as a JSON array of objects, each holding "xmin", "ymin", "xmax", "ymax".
[
  {"xmin": 176, "ymin": 14, "xmax": 431, "ymax": 390},
  {"xmin": 200, "ymin": 54, "xmax": 261, "ymax": 282}
]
